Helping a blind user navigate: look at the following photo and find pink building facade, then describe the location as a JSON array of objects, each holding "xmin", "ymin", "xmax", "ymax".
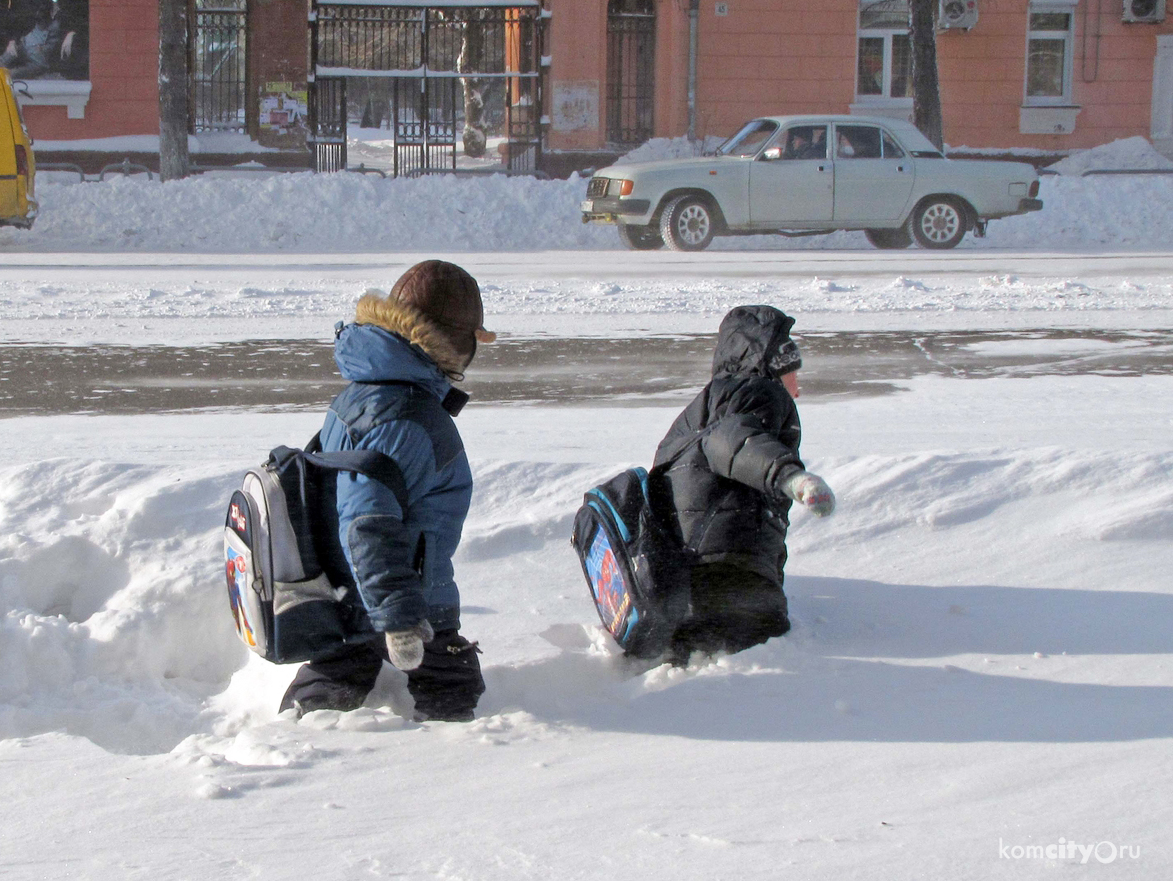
[
  {"xmin": 9, "ymin": 1, "xmax": 1172, "ymax": 164},
  {"xmin": 546, "ymin": 0, "xmax": 1173, "ymax": 157},
  {"xmin": 16, "ymin": 0, "xmax": 159, "ymax": 140},
  {"xmin": 14, "ymin": 0, "xmax": 305, "ymax": 150}
]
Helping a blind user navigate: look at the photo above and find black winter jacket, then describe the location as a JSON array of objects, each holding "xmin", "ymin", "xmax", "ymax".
[{"xmin": 652, "ymin": 305, "xmax": 805, "ymax": 582}]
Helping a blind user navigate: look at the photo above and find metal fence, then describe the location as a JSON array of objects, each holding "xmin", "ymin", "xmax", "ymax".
[
  {"xmin": 309, "ymin": 77, "xmax": 348, "ymax": 172},
  {"xmin": 190, "ymin": 1, "xmax": 248, "ymax": 133},
  {"xmin": 310, "ymin": 3, "xmax": 545, "ymax": 175},
  {"xmin": 313, "ymin": 6, "xmax": 534, "ymax": 75}
]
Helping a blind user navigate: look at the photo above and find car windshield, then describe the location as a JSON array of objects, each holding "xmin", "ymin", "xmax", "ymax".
[{"xmin": 716, "ymin": 120, "xmax": 780, "ymax": 157}]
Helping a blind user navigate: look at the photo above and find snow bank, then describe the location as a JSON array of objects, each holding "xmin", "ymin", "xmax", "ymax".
[
  {"xmin": 2, "ymin": 440, "xmax": 1168, "ymax": 756},
  {"xmin": 0, "ymin": 461, "xmax": 245, "ymax": 753},
  {"xmin": 1047, "ymin": 136, "xmax": 1173, "ymax": 176},
  {"xmin": 9, "ymin": 172, "xmax": 611, "ymax": 254},
  {"xmin": 8, "ymin": 143, "xmax": 1173, "ymax": 254},
  {"xmin": 616, "ymin": 134, "xmax": 726, "ymax": 163}
]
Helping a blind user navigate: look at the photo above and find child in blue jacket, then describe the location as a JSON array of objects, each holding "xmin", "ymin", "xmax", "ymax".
[{"xmin": 280, "ymin": 261, "xmax": 494, "ymax": 721}]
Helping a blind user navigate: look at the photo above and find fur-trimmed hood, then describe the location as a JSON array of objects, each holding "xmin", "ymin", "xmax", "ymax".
[
  {"xmin": 353, "ymin": 290, "xmax": 471, "ymax": 379},
  {"xmin": 333, "ymin": 307, "xmax": 456, "ymax": 403}
]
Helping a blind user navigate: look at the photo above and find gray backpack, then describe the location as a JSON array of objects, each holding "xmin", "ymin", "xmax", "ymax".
[{"xmin": 223, "ymin": 435, "xmax": 407, "ymax": 664}]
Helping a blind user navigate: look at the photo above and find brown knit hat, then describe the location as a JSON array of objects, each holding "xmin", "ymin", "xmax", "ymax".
[{"xmin": 387, "ymin": 261, "xmax": 495, "ymax": 364}]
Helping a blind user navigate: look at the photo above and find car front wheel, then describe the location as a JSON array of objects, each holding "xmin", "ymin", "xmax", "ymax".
[
  {"xmin": 910, "ymin": 197, "xmax": 967, "ymax": 249},
  {"xmin": 617, "ymin": 223, "xmax": 665, "ymax": 250},
  {"xmin": 659, "ymin": 195, "xmax": 715, "ymax": 251},
  {"xmin": 865, "ymin": 227, "xmax": 912, "ymax": 249}
]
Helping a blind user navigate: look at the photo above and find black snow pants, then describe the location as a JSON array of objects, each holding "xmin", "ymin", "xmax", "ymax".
[
  {"xmin": 279, "ymin": 628, "xmax": 485, "ymax": 722},
  {"xmin": 668, "ymin": 563, "xmax": 790, "ymax": 663}
]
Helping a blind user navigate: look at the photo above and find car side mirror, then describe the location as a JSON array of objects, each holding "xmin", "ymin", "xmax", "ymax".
[{"xmin": 761, "ymin": 147, "xmax": 783, "ymax": 161}]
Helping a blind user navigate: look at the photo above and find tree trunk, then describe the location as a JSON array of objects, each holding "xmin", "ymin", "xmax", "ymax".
[
  {"xmin": 909, "ymin": 0, "xmax": 944, "ymax": 152},
  {"xmin": 158, "ymin": 0, "xmax": 191, "ymax": 181},
  {"xmin": 458, "ymin": 15, "xmax": 488, "ymax": 158}
]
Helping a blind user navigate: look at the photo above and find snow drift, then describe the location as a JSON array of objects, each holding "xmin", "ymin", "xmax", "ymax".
[{"xmin": 10, "ymin": 159, "xmax": 1173, "ymax": 255}]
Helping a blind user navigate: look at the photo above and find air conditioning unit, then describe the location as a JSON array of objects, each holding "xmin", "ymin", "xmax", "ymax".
[
  {"xmin": 939, "ymin": 0, "xmax": 978, "ymax": 30},
  {"xmin": 1123, "ymin": 0, "xmax": 1166, "ymax": 22}
]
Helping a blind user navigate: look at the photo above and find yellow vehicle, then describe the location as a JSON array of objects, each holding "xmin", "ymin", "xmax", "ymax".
[{"xmin": 0, "ymin": 68, "xmax": 36, "ymax": 229}]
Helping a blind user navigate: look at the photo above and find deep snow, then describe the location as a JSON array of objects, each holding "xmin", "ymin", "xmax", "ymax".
[{"xmin": 0, "ymin": 137, "xmax": 1170, "ymax": 879}]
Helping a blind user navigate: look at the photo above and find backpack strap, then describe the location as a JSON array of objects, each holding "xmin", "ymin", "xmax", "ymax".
[
  {"xmin": 271, "ymin": 439, "xmax": 410, "ymax": 513},
  {"xmin": 308, "ymin": 448, "xmax": 410, "ymax": 512}
]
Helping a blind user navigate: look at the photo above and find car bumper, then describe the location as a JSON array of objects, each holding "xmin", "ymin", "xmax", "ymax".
[
  {"xmin": 580, "ymin": 197, "xmax": 652, "ymax": 224},
  {"xmin": 0, "ymin": 197, "xmax": 37, "ymax": 229},
  {"xmin": 980, "ymin": 197, "xmax": 1044, "ymax": 223}
]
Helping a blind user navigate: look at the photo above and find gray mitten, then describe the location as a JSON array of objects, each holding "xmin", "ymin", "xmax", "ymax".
[
  {"xmin": 778, "ymin": 470, "xmax": 836, "ymax": 517},
  {"xmin": 385, "ymin": 620, "xmax": 435, "ymax": 671}
]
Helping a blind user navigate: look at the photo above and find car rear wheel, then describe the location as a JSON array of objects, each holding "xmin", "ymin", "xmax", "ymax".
[
  {"xmin": 659, "ymin": 195, "xmax": 715, "ymax": 251},
  {"xmin": 910, "ymin": 197, "xmax": 967, "ymax": 249},
  {"xmin": 617, "ymin": 223, "xmax": 664, "ymax": 250},
  {"xmin": 864, "ymin": 227, "xmax": 912, "ymax": 249}
]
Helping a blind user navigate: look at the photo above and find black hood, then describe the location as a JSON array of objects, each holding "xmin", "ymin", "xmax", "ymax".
[{"xmin": 711, "ymin": 305, "xmax": 798, "ymax": 378}]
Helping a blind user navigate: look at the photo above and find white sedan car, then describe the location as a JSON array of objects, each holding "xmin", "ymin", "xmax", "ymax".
[{"xmin": 580, "ymin": 115, "xmax": 1043, "ymax": 251}]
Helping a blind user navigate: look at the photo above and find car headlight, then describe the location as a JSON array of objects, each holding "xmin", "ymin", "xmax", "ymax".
[
  {"xmin": 586, "ymin": 177, "xmax": 609, "ymax": 199},
  {"xmin": 618, "ymin": 179, "xmax": 634, "ymax": 196}
]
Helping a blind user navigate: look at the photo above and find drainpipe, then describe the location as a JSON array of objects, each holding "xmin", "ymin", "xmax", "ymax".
[
  {"xmin": 688, "ymin": 0, "xmax": 700, "ymax": 143},
  {"xmin": 1081, "ymin": 0, "xmax": 1102, "ymax": 82}
]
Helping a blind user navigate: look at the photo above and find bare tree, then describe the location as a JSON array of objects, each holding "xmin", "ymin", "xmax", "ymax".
[
  {"xmin": 158, "ymin": 0, "xmax": 190, "ymax": 180},
  {"xmin": 909, "ymin": 0, "xmax": 944, "ymax": 151},
  {"xmin": 453, "ymin": 11, "xmax": 491, "ymax": 158}
]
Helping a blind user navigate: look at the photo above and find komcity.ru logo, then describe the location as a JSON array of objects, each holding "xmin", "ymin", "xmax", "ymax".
[{"xmin": 998, "ymin": 837, "xmax": 1141, "ymax": 864}]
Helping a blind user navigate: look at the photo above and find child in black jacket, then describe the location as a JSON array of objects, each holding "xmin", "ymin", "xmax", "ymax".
[{"xmin": 652, "ymin": 305, "xmax": 835, "ymax": 662}]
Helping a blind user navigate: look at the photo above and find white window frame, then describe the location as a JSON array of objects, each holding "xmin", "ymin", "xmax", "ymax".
[
  {"xmin": 14, "ymin": 81, "xmax": 92, "ymax": 120},
  {"xmin": 854, "ymin": 1, "xmax": 913, "ymax": 108},
  {"xmin": 1024, "ymin": 1, "xmax": 1077, "ymax": 107}
]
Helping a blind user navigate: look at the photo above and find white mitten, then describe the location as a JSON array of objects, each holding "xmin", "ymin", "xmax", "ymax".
[
  {"xmin": 779, "ymin": 470, "xmax": 836, "ymax": 517},
  {"xmin": 385, "ymin": 620, "xmax": 435, "ymax": 671}
]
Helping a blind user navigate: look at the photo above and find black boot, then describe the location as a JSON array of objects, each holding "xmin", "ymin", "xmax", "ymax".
[
  {"xmin": 407, "ymin": 629, "xmax": 485, "ymax": 722},
  {"xmin": 278, "ymin": 642, "xmax": 384, "ymax": 716}
]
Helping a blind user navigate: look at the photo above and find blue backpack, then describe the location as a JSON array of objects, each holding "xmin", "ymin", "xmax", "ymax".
[{"xmin": 571, "ymin": 466, "xmax": 691, "ymax": 658}]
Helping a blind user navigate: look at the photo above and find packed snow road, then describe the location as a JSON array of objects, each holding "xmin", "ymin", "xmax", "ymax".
[
  {"xmin": 0, "ymin": 250, "xmax": 1170, "ymax": 347},
  {"xmin": 1, "ymin": 250, "xmax": 1168, "ymax": 417},
  {"xmin": 2, "ymin": 249, "xmax": 1172, "ymax": 278}
]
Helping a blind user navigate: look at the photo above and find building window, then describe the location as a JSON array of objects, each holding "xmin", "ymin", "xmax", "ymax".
[
  {"xmin": 857, "ymin": 1, "xmax": 911, "ymax": 100},
  {"xmin": 1025, "ymin": 4, "xmax": 1075, "ymax": 105}
]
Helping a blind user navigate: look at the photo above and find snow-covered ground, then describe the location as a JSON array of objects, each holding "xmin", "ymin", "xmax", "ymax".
[{"xmin": 0, "ymin": 139, "xmax": 1170, "ymax": 879}]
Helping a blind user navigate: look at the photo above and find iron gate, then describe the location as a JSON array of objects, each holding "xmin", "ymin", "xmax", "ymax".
[
  {"xmin": 309, "ymin": 77, "xmax": 348, "ymax": 173},
  {"xmin": 190, "ymin": 0, "xmax": 248, "ymax": 133},
  {"xmin": 606, "ymin": 0, "xmax": 655, "ymax": 147},
  {"xmin": 391, "ymin": 78, "xmax": 459, "ymax": 177},
  {"xmin": 310, "ymin": 2, "xmax": 545, "ymax": 175}
]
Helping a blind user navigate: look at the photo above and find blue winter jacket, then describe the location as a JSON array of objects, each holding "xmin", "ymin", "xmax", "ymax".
[{"xmin": 318, "ymin": 323, "xmax": 473, "ymax": 634}]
